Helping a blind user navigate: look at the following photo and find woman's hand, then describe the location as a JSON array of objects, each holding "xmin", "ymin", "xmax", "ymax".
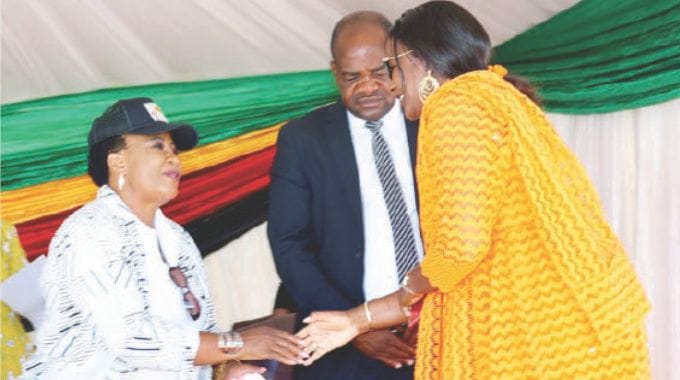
[
  {"xmin": 294, "ymin": 273, "xmax": 432, "ymax": 367},
  {"xmin": 296, "ymin": 308, "xmax": 366, "ymax": 365},
  {"xmin": 238, "ymin": 325, "xmax": 307, "ymax": 365}
]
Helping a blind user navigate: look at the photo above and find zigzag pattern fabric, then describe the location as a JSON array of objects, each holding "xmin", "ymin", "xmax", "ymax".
[
  {"xmin": 365, "ymin": 120, "xmax": 419, "ymax": 282},
  {"xmin": 415, "ymin": 66, "xmax": 650, "ymax": 379}
]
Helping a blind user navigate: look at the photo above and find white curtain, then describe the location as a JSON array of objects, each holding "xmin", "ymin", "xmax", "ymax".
[
  {"xmin": 203, "ymin": 99, "xmax": 680, "ymax": 379},
  {"xmin": 549, "ymin": 99, "xmax": 680, "ymax": 380},
  {"xmin": 1, "ymin": 0, "xmax": 578, "ymax": 104},
  {"xmin": 203, "ymin": 223, "xmax": 280, "ymax": 331}
]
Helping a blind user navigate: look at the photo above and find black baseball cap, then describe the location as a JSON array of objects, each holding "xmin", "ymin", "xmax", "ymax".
[{"xmin": 88, "ymin": 97, "xmax": 198, "ymax": 150}]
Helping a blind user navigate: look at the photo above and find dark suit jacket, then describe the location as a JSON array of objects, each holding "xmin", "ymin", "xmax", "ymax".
[{"xmin": 267, "ymin": 101, "xmax": 417, "ymax": 380}]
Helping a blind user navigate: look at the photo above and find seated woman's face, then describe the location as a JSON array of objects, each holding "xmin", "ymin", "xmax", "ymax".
[{"xmin": 119, "ymin": 132, "xmax": 181, "ymax": 206}]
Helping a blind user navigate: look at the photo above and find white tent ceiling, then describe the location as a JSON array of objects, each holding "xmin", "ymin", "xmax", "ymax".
[{"xmin": 1, "ymin": 0, "xmax": 578, "ymax": 103}]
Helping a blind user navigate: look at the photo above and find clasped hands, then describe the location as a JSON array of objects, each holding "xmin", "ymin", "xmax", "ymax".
[
  {"xmin": 233, "ymin": 282, "xmax": 425, "ymax": 372},
  {"xmin": 295, "ymin": 287, "xmax": 424, "ymax": 367}
]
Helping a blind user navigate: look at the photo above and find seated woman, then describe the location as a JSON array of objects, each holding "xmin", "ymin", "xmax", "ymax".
[{"xmin": 22, "ymin": 98, "xmax": 307, "ymax": 379}]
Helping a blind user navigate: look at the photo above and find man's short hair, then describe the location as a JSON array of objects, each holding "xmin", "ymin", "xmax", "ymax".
[{"xmin": 330, "ymin": 11, "xmax": 391, "ymax": 61}]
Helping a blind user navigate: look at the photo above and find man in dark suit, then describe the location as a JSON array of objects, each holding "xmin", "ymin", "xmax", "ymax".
[{"xmin": 267, "ymin": 11, "xmax": 422, "ymax": 380}]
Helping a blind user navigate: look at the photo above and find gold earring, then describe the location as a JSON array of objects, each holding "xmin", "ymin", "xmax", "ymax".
[{"xmin": 418, "ymin": 70, "xmax": 440, "ymax": 103}]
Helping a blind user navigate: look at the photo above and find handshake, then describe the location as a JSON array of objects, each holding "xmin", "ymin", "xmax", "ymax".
[
  {"xmin": 222, "ymin": 285, "xmax": 424, "ymax": 379},
  {"xmin": 296, "ymin": 285, "xmax": 422, "ymax": 368}
]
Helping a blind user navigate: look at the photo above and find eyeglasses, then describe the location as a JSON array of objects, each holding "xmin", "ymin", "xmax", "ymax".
[
  {"xmin": 382, "ymin": 50, "xmax": 414, "ymax": 63},
  {"xmin": 382, "ymin": 50, "xmax": 414, "ymax": 79},
  {"xmin": 169, "ymin": 266, "xmax": 202, "ymax": 320},
  {"xmin": 158, "ymin": 238, "xmax": 201, "ymax": 320}
]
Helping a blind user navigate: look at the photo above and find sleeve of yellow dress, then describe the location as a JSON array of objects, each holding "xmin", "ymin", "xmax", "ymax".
[{"xmin": 417, "ymin": 88, "xmax": 507, "ymax": 293}]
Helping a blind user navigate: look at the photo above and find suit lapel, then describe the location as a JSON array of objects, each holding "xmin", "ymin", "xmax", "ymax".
[
  {"xmin": 322, "ymin": 103, "xmax": 363, "ymax": 231},
  {"xmin": 405, "ymin": 117, "xmax": 419, "ymax": 170},
  {"xmin": 405, "ymin": 117, "xmax": 420, "ymax": 211}
]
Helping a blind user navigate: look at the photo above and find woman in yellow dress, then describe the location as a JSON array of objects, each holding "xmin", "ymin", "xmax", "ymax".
[
  {"xmin": 1, "ymin": 221, "xmax": 33, "ymax": 380},
  {"xmin": 297, "ymin": 1, "xmax": 651, "ymax": 379}
]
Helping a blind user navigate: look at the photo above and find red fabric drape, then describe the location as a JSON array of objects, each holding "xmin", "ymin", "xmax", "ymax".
[{"xmin": 16, "ymin": 147, "xmax": 276, "ymax": 261}]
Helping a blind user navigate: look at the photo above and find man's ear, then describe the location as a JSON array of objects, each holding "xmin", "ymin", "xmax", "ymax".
[
  {"xmin": 330, "ymin": 60, "xmax": 342, "ymax": 88},
  {"xmin": 330, "ymin": 60, "xmax": 338, "ymax": 76}
]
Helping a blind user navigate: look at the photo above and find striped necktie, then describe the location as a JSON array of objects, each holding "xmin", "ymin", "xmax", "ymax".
[{"xmin": 365, "ymin": 120, "xmax": 419, "ymax": 282}]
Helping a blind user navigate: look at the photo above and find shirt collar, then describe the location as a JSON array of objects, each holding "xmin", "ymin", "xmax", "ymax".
[{"xmin": 346, "ymin": 99, "xmax": 403, "ymax": 130}]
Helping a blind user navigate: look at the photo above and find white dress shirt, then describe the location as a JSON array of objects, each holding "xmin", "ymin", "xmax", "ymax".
[{"xmin": 347, "ymin": 101, "xmax": 424, "ymax": 301}]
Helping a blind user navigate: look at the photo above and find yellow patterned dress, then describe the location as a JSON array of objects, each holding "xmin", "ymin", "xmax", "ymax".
[
  {"xmin": 1, "ymin": 221, "xmax": 33, "ymax": 379},
  {"xmin": 415, "ymin": 66, "xmax": 651, "ymax": 379}
]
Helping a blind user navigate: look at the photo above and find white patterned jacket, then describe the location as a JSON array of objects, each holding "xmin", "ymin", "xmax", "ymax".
[{"xmin": 22, "ymin": 186, "xmax": 216, "ymax": 379}]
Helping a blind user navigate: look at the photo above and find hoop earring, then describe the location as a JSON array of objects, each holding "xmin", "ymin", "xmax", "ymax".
[
  {"xmin": 418, "ymin": 70, "xmax": 440, "ymax": 103},
  {"xmin": 118, "ymin": 174, "xmax": 126, "ymax": 191}
]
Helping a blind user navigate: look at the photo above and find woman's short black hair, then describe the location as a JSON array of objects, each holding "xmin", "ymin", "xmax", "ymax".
[
  {"xmin": 87, "ymin": 135, "xmax": 126, "ymax": 186},
  {"xmin": 391, "ymin": 0, "xmax": 539, "ymax": 103},
  {"xmin": 391, "ymin": 1, "xmax": 490, "ymax": 79}
]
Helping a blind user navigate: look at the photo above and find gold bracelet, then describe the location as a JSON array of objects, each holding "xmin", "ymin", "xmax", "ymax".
[
  {"xmin": 401, "ymin": 274, "xmax": 422, "ymax": 296},
  {"xmin": 363, "ymin": 301, "xmax": 373, "ymax": 329},
  {"xmin": 402, "ymin": 283, "xmax": 419, "ymax": 296},
  {"xmin": 214, "ymin": 360, "xmax": 242, "ymax": 379},
  {"xmin": 213, "ymin": 362, "xmax": 227, "ymax": 379}
]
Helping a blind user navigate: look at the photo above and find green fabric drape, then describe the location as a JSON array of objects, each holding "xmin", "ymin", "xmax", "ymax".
[
  {"xmin": 493, "ymin": 0, "xmax": 680, "ymax": 114},
  {"xmin": 3, "ymin": 0, "xmax": 680, "ymax": 190},
  {"xmin": 1, "ymin": 71, "xmax": 338, "ymax": 190}
]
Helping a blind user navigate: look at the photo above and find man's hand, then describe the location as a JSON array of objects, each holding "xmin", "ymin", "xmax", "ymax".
[
  {"xmin": 352, "ymin": 329, "xmax": 415, "ymax": 369},
  {"xmin": 401, "ymin": 323, "xmax": 418, "ymax": 348}
]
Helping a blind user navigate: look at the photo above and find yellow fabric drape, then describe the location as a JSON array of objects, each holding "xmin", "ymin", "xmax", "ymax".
[
  {"xmin": 1, "ymin": 221, "xmax": 33, "ymax": 379},
  {"xmin": 0, "ymin": 124, "xmax": 282, "ymax": 224}
]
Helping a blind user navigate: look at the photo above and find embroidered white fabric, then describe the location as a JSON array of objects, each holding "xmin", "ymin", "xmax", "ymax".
[{"xmin": 21, "ymin": 186, "xmax": 216, "ymax": 380}]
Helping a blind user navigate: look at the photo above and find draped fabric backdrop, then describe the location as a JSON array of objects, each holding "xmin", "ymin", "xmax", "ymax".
[
  {"xmin": 2, "ymin": 0, "xmax": 678, "ymax": 378},
  {"xmin": 549, "ymin": 100, "xmax": 680, "ymax": 380}
]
